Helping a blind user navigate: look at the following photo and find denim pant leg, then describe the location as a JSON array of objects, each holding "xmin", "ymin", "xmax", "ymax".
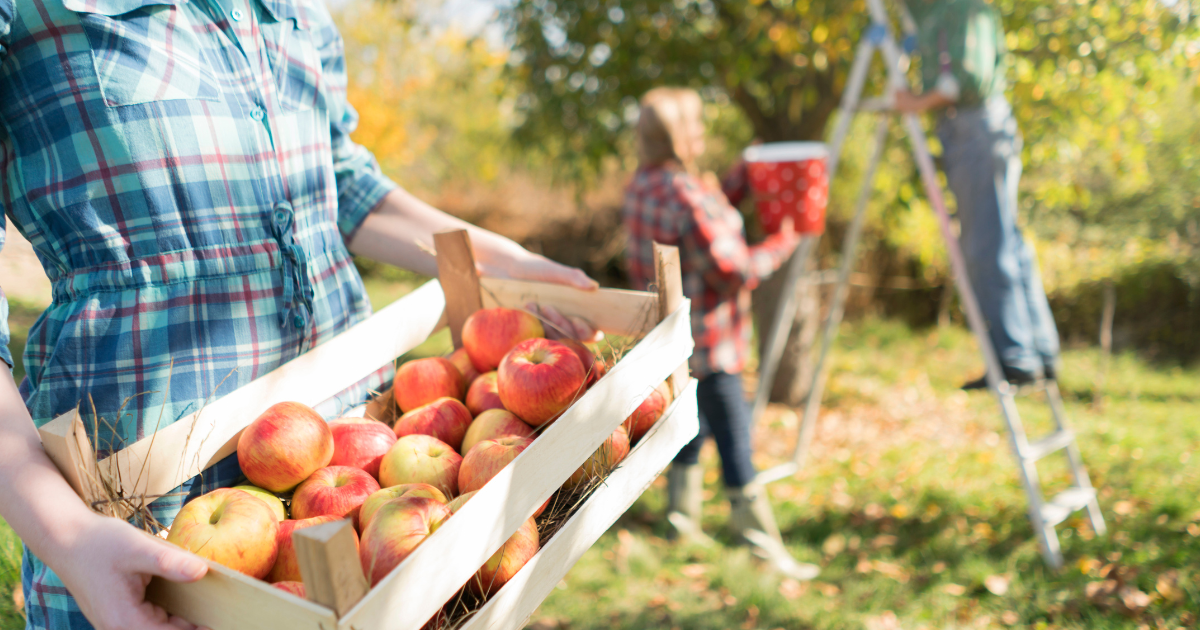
[
  {"xmin": 672, "ymin": 372, "xmax": 757, "ymax": 488},
  {"xmin": 937, "ymin": 98, "xmax": 1060, "ymax": 372}
]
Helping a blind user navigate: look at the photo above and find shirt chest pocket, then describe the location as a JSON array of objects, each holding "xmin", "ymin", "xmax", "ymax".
[
  {"xmin": 258, "ymin": 0, "xmax": 321, "ymax": 113},
  {"xmin": 67, "ymin": 0, "xmax": 222, "ymax": 106}
]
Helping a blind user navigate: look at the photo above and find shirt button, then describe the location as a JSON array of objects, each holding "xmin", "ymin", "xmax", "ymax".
[
  {"xmin": 293, "ymin": 314, "xmax": 306, "ymax": 329},
  {"xmin": 231, "ymin": 8, "xmax": 243, "ymax": 20},
  {"xmin": 250, "ymin": 106, "xmax": 265, "ymax": 121}
]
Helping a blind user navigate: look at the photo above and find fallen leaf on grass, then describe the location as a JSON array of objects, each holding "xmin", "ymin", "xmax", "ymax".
[
  {"xmin": 822, "ymin": 534, "xmax": 846, "ymax": 556},
  {"xmin": 13, "ymin": 584, "xmax": 23, "ymax": 615},
  {"xmin": 984, "ymin": 574, "xmax": 1010, "ymax": 596},
  {"xmin": 1113, "ymin": 500, "xmax": 1135, "ymax": 516},
  {"xmin": 648, "ymin": 594, "xmax": 668, "ymax": 608},
  {"xmin": 1156, "ymin": 570, "xmax": 1183, "ymax": 602},
  {"xmin": 779, "ymin": 578, "xmax": 805, "ymax": 600},
  {"xmin": 1000, "ymin": 611, "xmax": 1019, "ymax": 625},
  {"xmin": 814, "ymin": 582, "xmax": 841, "ymax": 597},
  {"xmin": 870, "ymin": 534, "xmax": 898, "ymax": 549},
  {"xmin": 1118, "ymin": 586, "xmax": 1152, "ymax": 616},
  {"xmin": 864, "ymin": 610, "xmax": 901, "ymax": 630},
  {"xmin": 741, "ymin": 604, "xmax": 760, "ymax": 630},
  {"xmin": 1086, "ymin": 579, "xmax": 1119, "ymax": 604},
  {"xmin": 680, "ymin": 564, "xmax": 707, "ymax": 579},
  {"xmin": 941, "ymin": 583, "xmax": 967, "ymax": 596}
]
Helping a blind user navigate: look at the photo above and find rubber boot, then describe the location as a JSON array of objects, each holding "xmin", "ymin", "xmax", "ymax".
[
  {"xmin": 666, "ymin": 463, "xmax": 708, "ymax": 543},
  {"xmin": 729, "ymin": 483, "xmax": 820, "ymax": 580}
]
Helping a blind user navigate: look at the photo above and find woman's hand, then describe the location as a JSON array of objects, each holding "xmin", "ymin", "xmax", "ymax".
[
  {"xmin": 49, "ymin": 514, "xmax": 210, "ymax": 630},
  {"xmin": 476, "ymin": 247, "xmax": 598, "ymax": 292}
]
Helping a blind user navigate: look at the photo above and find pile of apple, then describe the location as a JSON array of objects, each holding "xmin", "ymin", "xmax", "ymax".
[{"xmin": 165, "ymin": 307, "xmax": 671, "ymax": 603}]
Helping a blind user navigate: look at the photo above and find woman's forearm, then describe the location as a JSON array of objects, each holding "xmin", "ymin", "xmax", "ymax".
[
  {"xmin": 0, "ymin": 368, "xmax": 99, "ymax": 567},
  {"xmin": 348, "ymin": 188, "xmax": 597, "ymax": 291}
]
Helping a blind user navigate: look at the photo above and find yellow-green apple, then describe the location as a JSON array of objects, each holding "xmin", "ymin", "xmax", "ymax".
[
  {"xmin": 393, "ymin": 397, "xmax": 473, "ymax": 452},
  {"xmin": 232, "ymin": 484, "xmax": 286, "ymax": 522},
  {"xmin": 557, "ymin": 338, "xmax": 607, "ymax": 388},
  {"xmin": 460, "ymin": 409, "xmax": 535, "ymax": 456},
  {"xmin": 497, "ymin": 338, "xmax": 586, "ymax": 427},
  {"xmin": 379, "ymin": 434, "xmax": 462, "ymax": 497},
  {"xmin": 290, "ymin": 466, "xmax": 381, "ymax": 526},
  {"xmin": 459, "ymin": 436, "xmax": 549, "ymax": 516},
  {"xmin": 273, "ymin": 581, "xmax": 306, "ymax": 598},
  {"xmin": 265, "ymin": 514, "xmax": 346, "ymax": 583},
  {"xmin": 446, "ymin": 347, "xmax": 480, "ymax": 390},
  {"xmin": 465, "ymin": 371, "xmax": 505, "ymax": 416},
  {"xmin": 445, "ymin": 490, "xmax": 477, "ymax": 514},
  {"xmin": 167, "ymin": 488, "xmax": 279, "ymax": 579},
  {"xmin": 358, "ymin": 483, "xmax": 448, "ymax": 534},
  {"xmin": 237, "ymin": 402, "xmax": 333, "ymax": 493},
  {"xmin": 461, "ymin": 307, "xmax": 545, "ymax": 372},
  {"xmin": 328, "ymin": 416, "xmax": 397, "ymax": 480},
  {"xmin": 359, "ymin": 497, "xmax": 452, "ymax": 586},
  {"xmin": 395, "ymin": 357, "xmax": 464, "ymax": 413},
  {"xmin": 469, "ymin": 516, "xmax": 540, "ymax": 596},
  {"xmin": 622, "ymin": 382, "xmax": 671, "ymax": 444},
  {"xmin": 563, "ymin": 425, "xmax": 630, "ymax": 489}
]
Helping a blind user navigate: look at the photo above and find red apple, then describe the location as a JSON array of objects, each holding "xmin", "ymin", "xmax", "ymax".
[
  {"xmin": 265, "ymin": 514, "xmax": 346, "ymax": 583},
  {"xmin": 359, "ymin": 497, "xmax": 452, "ymax": 586},
  {"xmin": 394, "ymin": 357, "xmax": 464, "ymax": 413},
  {"xmin": 393, "ymin": 398, "xmax": 473, "ymax": 452},
  {"xmin": 563, "ymin": 425, "xmax": 630, "ymax": 489},
  {"xmin": 459, "ymin": 436, "xmax": 549, "ymax": 516},
  {"xmin": 465, "ymin": 371, "xmax": 505, "ymax": 417},
  {"xmin": 460, "ymin": 409, "xmax": 536, "ymax": 456},
  {"xmin": 461, "ymin": 307, "xmax": 545, "ymax": 372},
  {"xmin": 329, "ymin": 417, "xmax": 397, "ymax": 480},
  {"xmin": 446, "ymin": 347, "xmax": 480, "ymax": 390},
  {"xmin": 167, "ymin": 488, "xmax": 278, "ymax": 579},
  {"xmin": 273, "ymin": 581, "xmax": 307, "ymax": 598},
  {"xmin": 358, "ymin": 483, "xmax": 448, "ymax": 534},
  {"xmin": 237, "ymin": 402, "xmax": 334, "ymax": 493},
  {"xmin": 470, "ymin": 516, "xmax": 540, "ymax": 596},
  {"xmin": 290, "ymin": 466, "xmax": 381, "ymax": 526},
  {"xmin": 232, "ymin": 484, "xmax": 286, "ymax": 522},
  {"xmin": 557, "ymin": 338, "xmax": 608, "ymax": 387},
  {"xmin": 497, "ymin": 338, "xmax": 586, "ymax": 427},
  {"xmin": 379, "ymin": 434, "xmax": 463, "ymax": 497},
  {"xmin": 623, "ymin": 382, "xmax": 671, "ymax": 444},
  {"xmin": 445, "ymin": 490, "xmax": 477, "ymax": 514}
]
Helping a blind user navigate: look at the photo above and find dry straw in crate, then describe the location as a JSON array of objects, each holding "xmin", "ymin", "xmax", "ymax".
[{"xmin": 39, "ymin": 230, "xmax": 698, "ymax": 630}]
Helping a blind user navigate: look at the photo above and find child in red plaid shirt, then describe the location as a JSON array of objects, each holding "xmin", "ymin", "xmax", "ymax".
[{"xmin": 623, "ymin": 88, "xmax": 817, "ymax": 578}]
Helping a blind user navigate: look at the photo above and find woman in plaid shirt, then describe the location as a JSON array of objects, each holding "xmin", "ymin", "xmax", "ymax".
[
  {"xmin": 0, "ymin": 0, "xmax": 593, "ymax": 626},
  {"xmin": 624, "ymin": 88, "xmax": 813, "ymax": 577}
]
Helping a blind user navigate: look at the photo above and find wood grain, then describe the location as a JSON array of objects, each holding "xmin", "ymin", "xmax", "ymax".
[
  {"xmin": 294, "ymin": 519, "xmax": 368, "ymax": 616},
  {"xmin": 458, "ymin": 379, "xmax": 700, "ymax": 630},
  {"xmin": 654, "ymin": 243, "xmax": 690, "ymax": 399}
]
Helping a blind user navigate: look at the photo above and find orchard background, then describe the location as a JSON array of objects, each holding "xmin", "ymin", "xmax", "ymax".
[{"xmin": 2, "ymin": 0, "xmax": 1200, "ymax": 627}]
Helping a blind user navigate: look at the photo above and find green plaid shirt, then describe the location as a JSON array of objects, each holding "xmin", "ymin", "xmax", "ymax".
[{"xmin": 1, "ymin": 0, "xmax": 397, "ymax": 624}]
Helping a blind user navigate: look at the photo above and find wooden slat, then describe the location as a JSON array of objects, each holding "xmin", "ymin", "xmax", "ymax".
[
  {"xmin": 38, "ymin": 279, "xmax": 448, "ymax": 502},
  {"xmin": 37, "ymin": 410, "xmax": 124, "ymax": 518},
  {"xmin": 146, "ymin": 548, "xmax": 338, "ymax": 630},
  {"xmin": 435, "ymin": 230, "xmax": 484, "ymax": 348},
  {"xmin": 295, "ymin": 519, "xmax": 369, "ymax": 616},
  {"xmin": 479, "ymin": 277, "xmax": 660, "ymax": 338},
  {"xmin": 458, "ymin": 379, "xmax": 700, "ymax": 630},
  {"xmin": 339, "ymin": 302, "xmax": 694, "ymax": 630},
  {"xmin": 654, "ymin": 244, "xmax": 690, "ymax": 400}
]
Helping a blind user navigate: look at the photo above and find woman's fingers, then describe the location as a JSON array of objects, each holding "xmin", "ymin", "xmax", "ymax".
[{"xmin": 123, "ymin": 537, "xmax": 207, "ymax": 583}]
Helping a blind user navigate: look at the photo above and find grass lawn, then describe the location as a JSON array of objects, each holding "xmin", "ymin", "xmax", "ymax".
[{"xmin": 0, "ymin": 295, "xmax": 1195, "ymax": 628}]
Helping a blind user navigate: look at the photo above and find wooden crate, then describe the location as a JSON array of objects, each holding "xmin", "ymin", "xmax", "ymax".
[{"xmin": 39, "ymin": 232, "xmax": 697, "ymax": 630}]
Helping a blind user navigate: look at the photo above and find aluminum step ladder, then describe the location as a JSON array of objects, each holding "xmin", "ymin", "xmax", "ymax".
[{"xmin": 751, "ymin": 0, "xmax": 1105, "ymax": 570}]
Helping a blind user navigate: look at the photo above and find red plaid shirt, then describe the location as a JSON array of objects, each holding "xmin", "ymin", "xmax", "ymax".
[{"xmin": 623, "ymin": 165, "xmax": 797, "ymax": 378}]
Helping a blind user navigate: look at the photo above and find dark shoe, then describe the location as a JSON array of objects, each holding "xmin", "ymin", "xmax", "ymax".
[{"xmin": 961, "ymin": 366, "xmax": 1040, "ymax": 391}]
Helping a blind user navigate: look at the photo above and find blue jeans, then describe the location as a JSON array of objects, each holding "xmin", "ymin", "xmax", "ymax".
[
  {"xmin": 937, "ymin": 97, "xmax": 1060, "ymax": 375},
  {"xmin": 673, "ymin": 372, "xmax": 757, "ymax": 488}
]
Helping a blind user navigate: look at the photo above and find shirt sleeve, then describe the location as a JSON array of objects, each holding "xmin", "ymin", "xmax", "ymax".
[
  {"xmin": 682, "ymin": 184, "xmax": 797, "ymax": 297},
  {"xmin": 311, "ymin": 11, "xmax": 398, "ymax": 242}
]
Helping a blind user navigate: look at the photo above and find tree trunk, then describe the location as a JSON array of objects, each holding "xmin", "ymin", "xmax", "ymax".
[{"xmin": 752, "ymin": 245, "xmax": 821, "ymax": 406}]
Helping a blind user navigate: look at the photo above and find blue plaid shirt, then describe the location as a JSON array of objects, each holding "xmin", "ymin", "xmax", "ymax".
[{"xmin": 0, "ymin": 0, "xmax": 395, "ymax": 625}]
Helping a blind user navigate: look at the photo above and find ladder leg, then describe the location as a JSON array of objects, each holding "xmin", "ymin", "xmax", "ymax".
[
  {"xmin": 1046, "ymin": 382, "xmax": 1108, "ymax": 536},
  {"xmin": 751, "ymin": 236, "xmax": 817, "ymax": 423},
  {"xmin": 998, "ymin": 392, "xmax": 1064, "ymax": 570},
  {"xmin": 788, "ymin": 118, "xmax": 890, "ymax": 472}
]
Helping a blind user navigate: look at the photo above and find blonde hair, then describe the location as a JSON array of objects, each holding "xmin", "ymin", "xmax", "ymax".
[{"xmin": 636, "ymin": 87, "xmax": 703, "ymax": 172}]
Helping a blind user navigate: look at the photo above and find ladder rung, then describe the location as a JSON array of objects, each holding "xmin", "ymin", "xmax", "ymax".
[
  {"xmin": 1039, "ymin": 487, "xmax": 1095, "ymax": 527},
  {"xmin": 1022, "ymin": 430, "xmax": 1075, "ymax": 461}
]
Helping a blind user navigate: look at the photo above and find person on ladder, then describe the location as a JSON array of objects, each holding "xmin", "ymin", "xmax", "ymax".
[
  {"xmin": 894, "ymin": 0, "xmax": 1061, "ymax": 389},
  {"xmin": 622, "ymin": 87, "xmax": 818, "ymax": 580}
]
